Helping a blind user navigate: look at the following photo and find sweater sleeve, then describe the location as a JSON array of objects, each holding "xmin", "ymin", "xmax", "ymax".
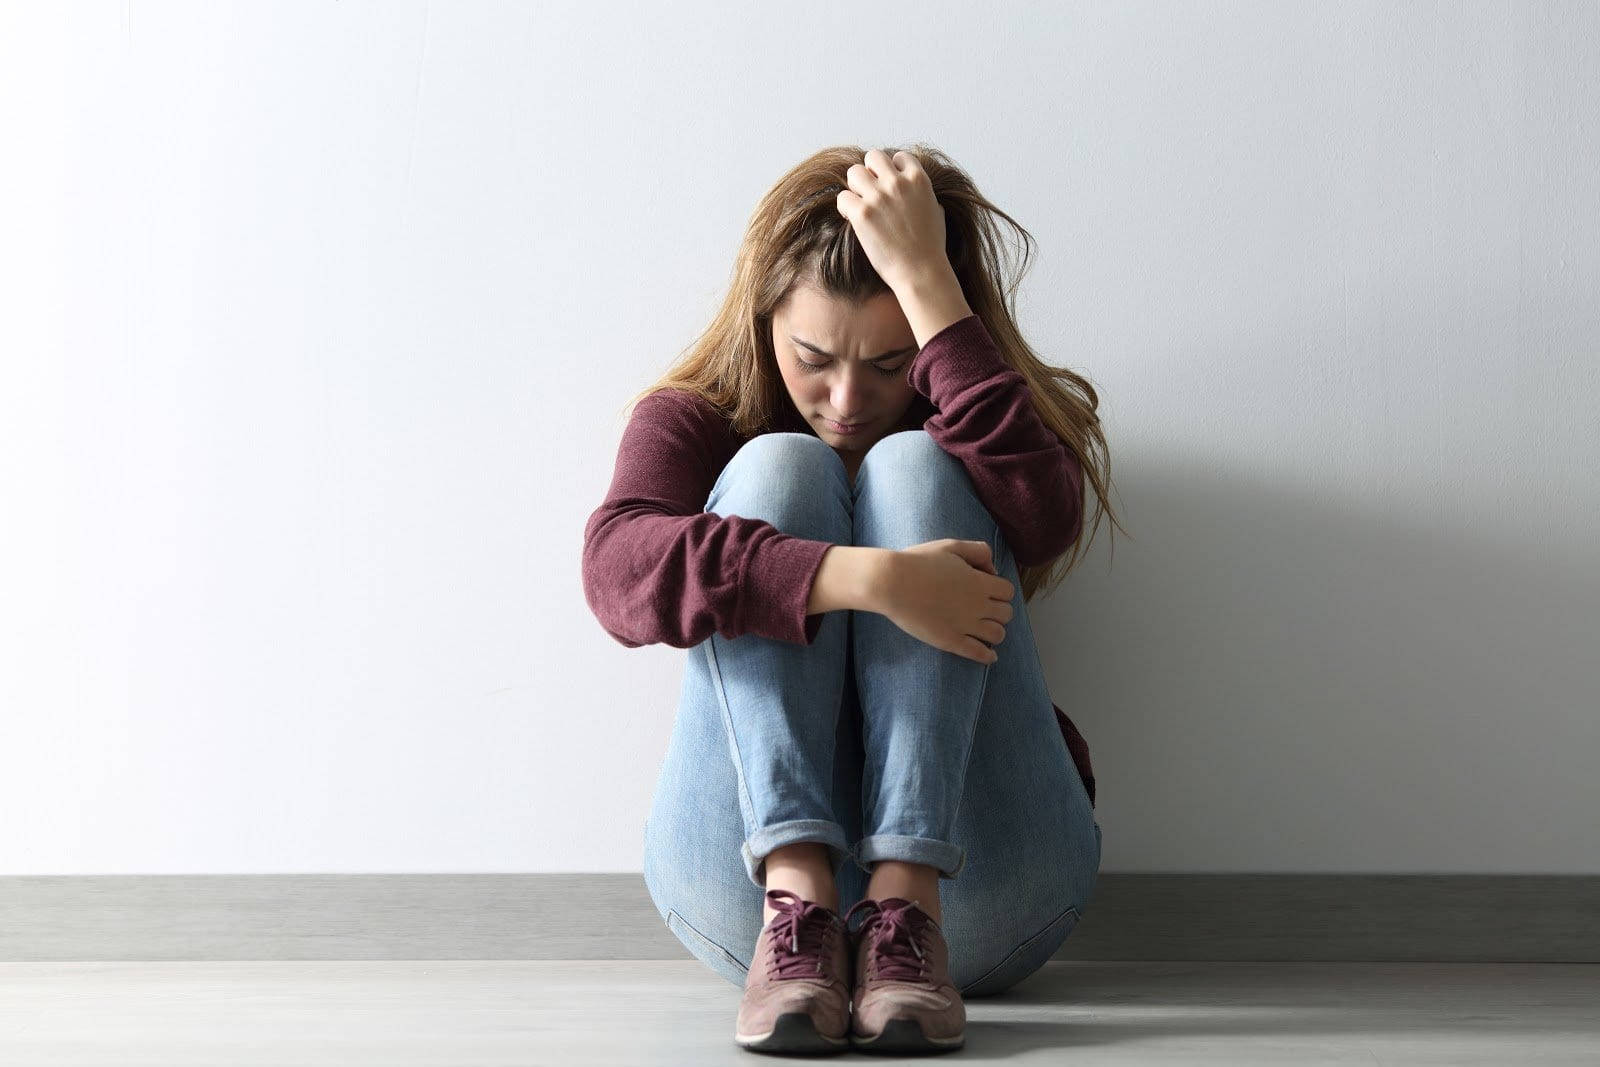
[
  {"xmin": 908, "ymin": 314, "xmax": 1085, "ymax": 568},
  {"xmin": 581, "ymin": 389, "xmax": 836, "ymax": 649},
  {"xmin": 1053, "ymin": 704, "xmax": 1096, "ymax": 809}
]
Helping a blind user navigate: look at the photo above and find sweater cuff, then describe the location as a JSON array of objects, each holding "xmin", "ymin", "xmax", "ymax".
[
  {"xmin": 744, "ymin": 534, "xmax": 835, "ymax": 645},
  {"xmin": 908, "ymin": 313, "xmax": 1010, "ymax": 402}
]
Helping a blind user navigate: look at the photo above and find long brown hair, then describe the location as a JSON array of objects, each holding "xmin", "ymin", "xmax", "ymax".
[{"xmin": 622, "ymin": 143, "xmax": 1126, "ymax": 602}]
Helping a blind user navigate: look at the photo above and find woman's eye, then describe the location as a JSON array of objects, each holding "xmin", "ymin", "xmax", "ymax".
[{"xmin": 797, "ymin": 359, "xmax": 904, "ymax": 377}]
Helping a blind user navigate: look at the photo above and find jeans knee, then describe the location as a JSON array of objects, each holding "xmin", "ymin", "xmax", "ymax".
[
  {"xmin": 859, "ymin": 429, "xmax": 958, "ymax": 483},
  {"xmin": 707, "ymin": 433, "xmax": 849, "ymax": 528},
  {"xmin": 855, "ymin": 429, "xmax": 1005, "ymax": 556},
  {"xmin": 724, "ymin": 432, "xmax": 843, "ymax": 486}
]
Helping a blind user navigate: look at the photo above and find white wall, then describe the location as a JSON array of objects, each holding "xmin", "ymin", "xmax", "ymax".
[{"xmin": 2, "ymin": 1, "xmax": 1595, "ymax": 875}]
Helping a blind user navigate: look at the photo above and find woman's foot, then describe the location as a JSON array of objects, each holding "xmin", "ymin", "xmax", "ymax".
[
  {"xmin": 734, "ymin": 889, "xmax": 852, "ymax": 1055},
  {"xmin": 761, "ymin": 842, "xmax": 840, "ymax": 925},
  {"xmin": 845, "ymin": 896, "xmax": 966, "ymax": 1054},
  {"xmin": 864, "ymin": 859, "xmax": 942, "ymax": 925}
]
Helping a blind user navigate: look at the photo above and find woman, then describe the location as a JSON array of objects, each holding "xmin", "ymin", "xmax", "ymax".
[{"xmin": 581, "ymin": 144, "xmax": 1123, "ymax": 1056}]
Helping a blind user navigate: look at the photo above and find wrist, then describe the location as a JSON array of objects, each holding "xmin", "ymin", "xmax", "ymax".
[
  {"xmin": 857, "ymin": 546, "xmax": 900, "ymax": 615},
  {"xmin": 895, "ymin": 266, "xmax": 974, "ymax": 349},
  {"xmin": 808, "ymin": 545, "xmax": 898, "ymax": 616},
  {"xmin": 898, "ymin": 261, "xmax": 961, "ymax": 300}
]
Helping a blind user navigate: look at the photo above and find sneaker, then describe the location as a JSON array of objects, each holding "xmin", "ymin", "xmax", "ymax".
[
  {"xmin": 734, "ymin": 888, "xmax": 851, "ymax": 1054},
  {"xmin": 844, "ymin": 896, "xmax": 966, "ymax": 1054}
]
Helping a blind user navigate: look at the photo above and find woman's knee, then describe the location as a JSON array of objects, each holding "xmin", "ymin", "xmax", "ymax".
[
  {"xmin": 707, "ymin": 433, "xmax": 850, "ymax": 531},
  {"xmin": 855, "ymin": 430, "xmax": 1009, "ymax": 559},
  {"xmin": 723, "ymin": 432, "xmax": 845, "ymax": 489},
  {"xmin": 858, "ymin": 429, "xmax": 962, "ymax": 487}
]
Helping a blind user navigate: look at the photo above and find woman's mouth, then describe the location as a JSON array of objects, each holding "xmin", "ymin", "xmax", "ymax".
[{"xmin": 825, "ymin": 417, "xmax": 867, "ymax": 434}]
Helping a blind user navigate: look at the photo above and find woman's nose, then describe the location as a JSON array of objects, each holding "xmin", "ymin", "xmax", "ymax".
[{"xmin": 833, "ymin": 376, "xmax": 868, "ymax": 415}]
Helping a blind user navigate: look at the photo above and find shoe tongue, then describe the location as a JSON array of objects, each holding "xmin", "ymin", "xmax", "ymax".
[
  {"xmin": 860, "ymin": 898, "xmax": 933, "ymax": 981},
  {"xmin": 873, "ymin": 896, "xmax": 928, "ymax": 923},
  {"xmin": 765, "ymin": 897, "xmax": 839, "ymax": 978},
  {"xmin": 766, "ymin": 888, "xmax": 839, "ymax": 922},
  {"xmin": 848, "ymin": 896, "xmax": 927, "ymax": 936}
]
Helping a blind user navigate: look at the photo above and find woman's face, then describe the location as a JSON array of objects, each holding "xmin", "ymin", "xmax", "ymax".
[{"xmin": 770, "ymin": 282, "xmax": 919, "ymax": 467}]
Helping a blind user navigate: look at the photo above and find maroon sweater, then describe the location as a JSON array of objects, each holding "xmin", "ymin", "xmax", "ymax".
[{"xmin": 582, "ymin": 314, "xmax": 1095, "ymax": 807}]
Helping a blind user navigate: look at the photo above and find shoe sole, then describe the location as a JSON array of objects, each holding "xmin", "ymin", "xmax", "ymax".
[
  {"xmin": 735, "ymin": 1011, "xmax": 849, "ymax": 1055},
  {"xmin": 851, "ymin": 1016, "xmax": 965, "ymax": 1054}
]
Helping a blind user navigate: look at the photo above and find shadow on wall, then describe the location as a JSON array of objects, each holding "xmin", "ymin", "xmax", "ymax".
[{"xmin": 1028, "ymin": 450, "xmax": 1598, "ymax": 871}]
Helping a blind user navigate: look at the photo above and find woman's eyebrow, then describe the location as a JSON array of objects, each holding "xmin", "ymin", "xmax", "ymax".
[{"xmin": 788, "ymin": 336, "xmax": 918, "ymax": 363}]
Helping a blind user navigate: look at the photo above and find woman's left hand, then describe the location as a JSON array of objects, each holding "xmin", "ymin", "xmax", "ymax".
[{"xmin": 836, "ymin": 149, "xmax": 950, "ymax": 294}]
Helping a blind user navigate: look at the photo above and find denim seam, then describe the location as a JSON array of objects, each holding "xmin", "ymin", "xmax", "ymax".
[
  {"xmin": 939, "ymin": 518, "xmax": 1002, "ymax": 832},
  {"xmin": 703, "ymin": 638, "xmax": 758, "ymax": 833},
  {"xmin": 666, "ymin": 908, "xmax": 748, "ymax": 975},
  {"xmin": 960, "ymin": 901, "xmax": 1082, "ymax": 996},
  {"xmin": 850, "ymin": 481, "xmax": 1001, "ymax": 867}
]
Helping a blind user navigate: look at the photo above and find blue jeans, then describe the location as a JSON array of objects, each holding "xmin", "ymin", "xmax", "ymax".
[{"xmin": 641, "ymin": 430, "xmax": 1102, "ymax": 997}]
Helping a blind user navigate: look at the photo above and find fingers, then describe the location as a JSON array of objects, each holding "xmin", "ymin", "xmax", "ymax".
[
  {"xmin": 863, "ymin": 148, "xmax": 898, "ymax": 182},
  {"xmin": 890, "ymin": 149, "xmax": 921, "ymax": 178},
  {"xmin": 958, "ymin": 538, "xmax": 1011, "ymax": 595},
  {"xmin": 963, "ymin": 538, "xmax": 996, "ymax": 573},
  {"xmin": 856, "ymin": 149, "xmax": 918, "ymax": 194},
  {"xmin": 957, "ymin": 637, "xmax": 998, "ymax": 665},
  {"xmin": 834, "ymin": 186, "xmax": 860, "ymax": 219},
  {"xmin": 845, "ymin": 162, "xmax": 877, "ymax": 200},
  {"xmin": 981, "ymin": 602, "xmax": 1013, "ymax": 628}
]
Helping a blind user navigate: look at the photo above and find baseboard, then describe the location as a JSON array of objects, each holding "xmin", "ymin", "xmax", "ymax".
[{"xmin": 1, "ymin": 873, "xmax": 1594, "ymax": 962}]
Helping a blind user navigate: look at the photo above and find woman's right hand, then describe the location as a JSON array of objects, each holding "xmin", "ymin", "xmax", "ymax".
[{"xmin": 875, "ymin": 539, "xmax": 1016, "ymax": 665}]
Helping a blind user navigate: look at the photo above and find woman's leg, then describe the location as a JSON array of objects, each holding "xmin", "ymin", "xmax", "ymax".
[
  {"xmin": 846, "ymin": 429, "xmax": 1102, "ymax": 997},
  {"xmin": 641, "ymin": 432, "xmax": 871, "ymax": 987}
]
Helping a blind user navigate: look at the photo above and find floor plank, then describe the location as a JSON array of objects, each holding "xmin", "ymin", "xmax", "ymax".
[{"xmin": 0, "ymin": 960, "xmax": 1594, "ymax": 1065}]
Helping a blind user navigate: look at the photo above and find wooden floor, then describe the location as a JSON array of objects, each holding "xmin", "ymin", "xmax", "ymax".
[{"xmin": 0, "ymin": 960, "xmax": 1594, "ymax": 1064}]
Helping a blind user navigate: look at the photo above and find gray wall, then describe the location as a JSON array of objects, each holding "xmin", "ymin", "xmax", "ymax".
[{"xmin": 1, "ymin": 1, "xmax": 1595, "ymax": 876}]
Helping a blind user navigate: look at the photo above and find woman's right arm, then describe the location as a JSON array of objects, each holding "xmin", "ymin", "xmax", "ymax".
[
  {"xmin": 581, "ymin": 390, "xmax": 843, "ymax": 649},
  {"xmin": 582, "ymin": 390, "xmax": 1009, "ymax": 662},
  {"xmin": 816, "ymin": 540, "xmax": 1016, "ymax": 667},
  {"xmin": 806, "ymin": 545, "xmax": 896, "ymax": 616}
]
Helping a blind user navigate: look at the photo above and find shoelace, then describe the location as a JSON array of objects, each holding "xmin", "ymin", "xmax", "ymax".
[
  {"xmin": 763, "ymin": 888, "xmax": 840, "ymax": 980},
  {"xmin": 844, "ymin": 896, "xmax": 929, "ymax": 981}
]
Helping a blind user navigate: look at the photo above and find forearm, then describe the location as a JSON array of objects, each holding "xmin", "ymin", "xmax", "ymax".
[
  {"xmin": 896, "ymin": 265, "xmax": 974, "ymax": 350},
  {"xmin": 806, "ymin": 545, "xmax": 896, "ymax": 617}
]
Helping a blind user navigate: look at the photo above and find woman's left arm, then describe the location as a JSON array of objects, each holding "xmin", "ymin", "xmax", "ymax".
[
  {"xmin": 836, "ymin": 149, "xmax": 974, "ymax": 346},
  {"xmin": 905, "ymin": 312, "xmax": 1084, "ymax": 569},
  {"xmin": 838, "ymin": 149, "xmax": 1083, "ymax": 568}
]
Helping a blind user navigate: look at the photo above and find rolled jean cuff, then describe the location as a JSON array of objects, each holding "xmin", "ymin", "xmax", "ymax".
[
  {"xmin": 853, "ymin": 833, "xmax": 967, "ymax": 879},
  {"xmin": 742, "ymin": 819, "xmax": 853, "ymax": 889}
]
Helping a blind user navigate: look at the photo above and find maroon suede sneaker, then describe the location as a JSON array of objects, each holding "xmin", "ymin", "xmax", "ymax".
[
  {"xmin": 734, "ymin": 888, "xmax": 851, "ymax": 1055},
  {"xmin": 844, "ymin": 896, "xmax": 966, "ymax": 1054}
]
